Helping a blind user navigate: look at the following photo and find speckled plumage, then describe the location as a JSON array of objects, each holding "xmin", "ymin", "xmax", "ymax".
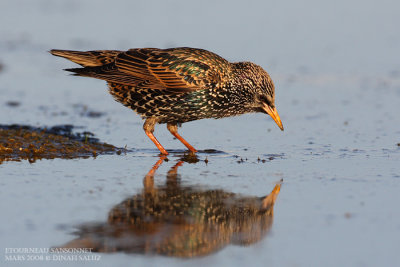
[
  {"xmin": 50, "ymin": 47, "xmax": 283, "ymax": 154},
  {"xmin": 58, "ymin": 159, "xmax": 281, "ymax": 257}
]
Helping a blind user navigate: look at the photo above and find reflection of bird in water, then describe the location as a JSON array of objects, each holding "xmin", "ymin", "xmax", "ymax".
[
  {"xmin": 59, "ymin": 157, "xmax": 281, "ymax": 257},
  {"xmin": 50, "ymin": 47, "xmax": 284, "ymax": 155}
]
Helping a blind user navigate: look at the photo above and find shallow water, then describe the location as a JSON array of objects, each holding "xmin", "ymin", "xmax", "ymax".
[{"xmin": 1, "ymin": 0, "xmax": 400, "ymax": 266}]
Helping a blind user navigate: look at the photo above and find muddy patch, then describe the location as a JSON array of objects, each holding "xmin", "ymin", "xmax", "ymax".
[{"xmin": 0, "ymin": 124, "xmax": 124, "ymax": 164}]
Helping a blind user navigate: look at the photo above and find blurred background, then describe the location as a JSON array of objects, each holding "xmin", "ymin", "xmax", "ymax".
[{"xmin": 1, "ymin": 0, "xmax": 399, "ymax": 76}]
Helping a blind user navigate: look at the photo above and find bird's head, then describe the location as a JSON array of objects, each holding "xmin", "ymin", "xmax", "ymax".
[{"xmin": 233, "ymin": 62, "xmax": 284, "ymax": 131}]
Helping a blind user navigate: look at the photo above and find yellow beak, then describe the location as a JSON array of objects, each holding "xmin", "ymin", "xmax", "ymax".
[{"xmin": 262, "ymin": 103, "xmax": 284, "ymax": 131}]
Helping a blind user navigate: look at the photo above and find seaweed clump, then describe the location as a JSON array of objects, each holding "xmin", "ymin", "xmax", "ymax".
[{"xmin": 0, "ymin": 124, "xmax": 122, "ymax": 164}]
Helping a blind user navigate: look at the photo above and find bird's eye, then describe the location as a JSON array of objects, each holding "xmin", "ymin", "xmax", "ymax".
[{"xmin": 259, "ymin": 94, "xmax": 272, "ymax": 106}]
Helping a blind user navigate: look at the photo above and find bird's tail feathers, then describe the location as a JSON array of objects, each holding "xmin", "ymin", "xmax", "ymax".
[
  {"xmin": 64, "ymin": 67, "xmax": 94, "ymax": 77},
  {"xmin": 50, "ymin": 49, "xmax": 120, "ymax": 67}
]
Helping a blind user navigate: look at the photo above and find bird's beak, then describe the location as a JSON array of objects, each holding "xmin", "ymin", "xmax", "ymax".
[{"xmin": 262, "ymin": 103, "xmax": 284, "ymax": 131}]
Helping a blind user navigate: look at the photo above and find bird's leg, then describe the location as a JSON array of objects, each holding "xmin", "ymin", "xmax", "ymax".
[
  {"xmin": 144, "ymin": 156, "xmax": 167, "ymax": 193},
  {"xmin": 143, "ymin": 118, "xmax": 169, "ymax": 155},
  {"xmin": 166, "ymin": 161, "xmax": 184, "ymax": 188},
  {"xmin": 167, "ymin": 123, "xmax": 198, "ymax": 153},
  {"xmin": 167, "ymin": 161, "xmax": 184, "ymax": 177},
  {"xmin": 145, "ymin": 156, "xmax": 167, "ymax": 179}
]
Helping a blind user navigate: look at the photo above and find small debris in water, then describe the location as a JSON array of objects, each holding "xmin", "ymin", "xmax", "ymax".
[
  {"xmin": 204, "ymin": 157, "xmax": 209, "ymax": 164},
  {"xmin": 237, "ymin": 158, "xmax": 245, "ymax": 164},
  {"xmin": 0, "ymin": 124, "xmax": 122, "ymax": 164},
  {"xmin": 86, "ymin": 111, "xmax": 104, "ymax": 118},
  {"xmin": 72, "ymin": 103, "xmax": 105, "ymax": 118},
  {"xmin": 180, "ymin": 152, "xmax": 199, "ymax": 163},
  {"xmin": 5, "ymin": 101, "xmax": 21, "ymax": 107},
  {"xmin": 201, "ymin": 149, "xmax": 222, "ymax": 154},
  {"xmin": 397, "ymin": 143, "xmax": 400, "ymax": 147}
]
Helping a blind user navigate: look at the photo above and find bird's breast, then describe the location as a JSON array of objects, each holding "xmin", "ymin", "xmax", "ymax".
[{"xmin": 108, "ymin": 83, "xmax": 254, "ymax": 123}]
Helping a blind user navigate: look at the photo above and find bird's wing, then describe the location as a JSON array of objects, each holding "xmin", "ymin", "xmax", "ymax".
[
  {"xmin": 115, "ymin": 47, "xmax": 232, "ymax": 93},
  {"xmin": 52, "ymin": 49, "xmax": 143, "ymax": 85},
  {"xmin": 65, "ymin": 63, "xmax": 145, "ymax": 85}
]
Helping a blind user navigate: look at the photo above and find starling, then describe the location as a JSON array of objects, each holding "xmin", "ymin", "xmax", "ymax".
[
  {"xmin": 58, "ymin": 159, "xmax": 281, "ymax": 257},
  {"xmin": 50, "ymin": 47, "xmax": 283, "ymax": 154}
]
